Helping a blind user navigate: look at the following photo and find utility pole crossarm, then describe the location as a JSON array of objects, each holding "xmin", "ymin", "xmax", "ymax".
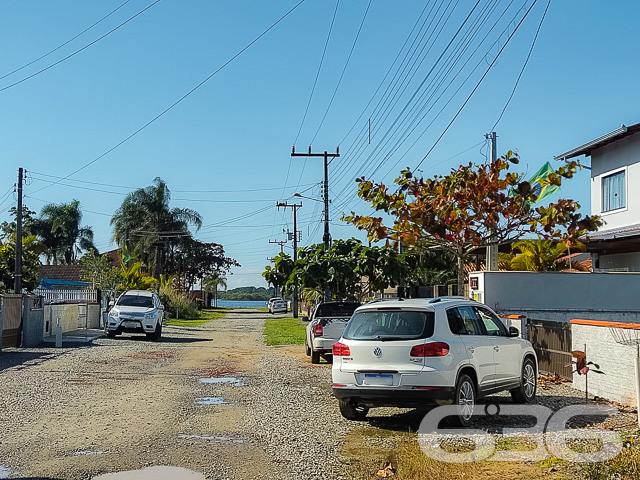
[
  {"xmin": 291, "ymin": 146, "xmax": 339, "ymax": 302},
  {"xmin": 275, "ymin": 201, "xmax": 302, "ymax": 318}
]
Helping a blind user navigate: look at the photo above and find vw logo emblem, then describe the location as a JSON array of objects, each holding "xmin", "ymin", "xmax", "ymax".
[{"xmin": 373, "ymin": 347, "xmax": 383, "ymax": 357}]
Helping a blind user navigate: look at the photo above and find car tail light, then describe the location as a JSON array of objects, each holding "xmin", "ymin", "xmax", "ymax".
[
  {"xmin": 313, "ymin": 322, "xmax": 323, "ymax": 337},
  {"xmin": 410, "ymin": 342, "xmax": 449, "ymax": 357},
  {"xmin": 332, "ymin": 342, "xmax": 351, "ymax": 356}
]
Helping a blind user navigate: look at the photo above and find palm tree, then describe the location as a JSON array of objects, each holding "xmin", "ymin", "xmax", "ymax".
[
  {"xmin": 36, "ymin": 200, "xmax": 95, "ymax": 264},
  {"xmin": 500, "ymin": 239, "xmax": 586, "ymax": 272},
  {"xmin": 202, "ymin": 273, "xmax": 227, "ymax": 308},
  {"xmin": 111, "ymin": 178, "xmax": 202, "ymax": 278}
]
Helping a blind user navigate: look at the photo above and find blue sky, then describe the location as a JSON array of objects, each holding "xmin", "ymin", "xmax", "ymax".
[{"xmin": 1, "ymin": 0, "xmax": 638, "ymax": 289}]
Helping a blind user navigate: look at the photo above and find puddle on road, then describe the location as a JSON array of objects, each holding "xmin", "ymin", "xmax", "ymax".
[
  {"xmin": 178, "ymin": 434, "xmax": 244, "ymax": 443},
  {"xmin": 92, "ymin": 466, "xmax": 206, "ymax": 479},
  {"xmin": 198, "ymin": 376, "xmax": 244, "ymax": 386},
  {"xmin": 75, "ymin": 449, "xmax": 107, "ymax": 455},
  {"xmin": 0, "ymin": 465, "xmax": 12, "ymax": 479},
  {"xmin": 195, "ymin": 396, "xmax": 226, "ymax": 405}
]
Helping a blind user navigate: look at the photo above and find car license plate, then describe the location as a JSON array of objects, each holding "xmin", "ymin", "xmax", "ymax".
[
  {"xmin": 363, "ymin": 374, "xmax": 393, "ymax": 386},
  {"xmin": 123, "ymin": 321, "xmax": 139, "ymax": 328}
]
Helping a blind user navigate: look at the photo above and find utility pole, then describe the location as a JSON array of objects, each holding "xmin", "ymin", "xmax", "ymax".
[
  {"xmin": 291, "ymin": 146, "xmax": 339, "ymax": 301},
  {"xmin": 267, "ymin": 241, "xmax": 285, "ymax": 297},
  {"xmin": 486, "ymin": 132, "xmax": 499, "ymax": 272},
  {"xmin": 277, "ymin": 202, "xmax": 302, "ymax": 318},
  {"xmin": 14, "ymin": 167, "xmax": 24, "ymax": 294},
  {"xmin": 269, "ymin": 239, "xmax": 286, "ymax": 254}
]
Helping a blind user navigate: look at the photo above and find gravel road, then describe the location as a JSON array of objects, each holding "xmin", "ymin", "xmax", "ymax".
[
  {"xmin": 0, "ymin": 309, "xmax": 351, "ymax": 480},
  {"xmin": 0, "ymin": 309, "xmax": 636, "ymax": 480}
]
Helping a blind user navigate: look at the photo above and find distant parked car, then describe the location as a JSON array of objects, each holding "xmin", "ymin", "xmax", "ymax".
[
  {"xmin": 332, "ymin": 297, "xmax": 537, "ymax": 424},
  {"xmin": 305, "ymin": 301, "xmax": 360, "ymax": 364},
  {"xmin": 269, "ymin": 299, "xmax": 288, "ymax": 314},
  {"xmin": 105, "ymin": 290, "xmax": 164, "ymax": 340}
]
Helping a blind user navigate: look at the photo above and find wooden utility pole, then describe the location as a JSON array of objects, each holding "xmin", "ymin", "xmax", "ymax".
[
  {"xmin": 14, "ymin": 167, "xmax": 24, "ymax": 294},
  {"xmin": 276, "ymin": 202, "xmax": 302, "ymax": 318},
  {"xmin": 291, "ymin": 146, "xmax": 339, "ymax": 301}
]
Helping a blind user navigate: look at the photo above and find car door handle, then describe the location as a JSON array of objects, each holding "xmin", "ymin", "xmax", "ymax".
[
  {"xmin": 494, "ymin": 345, "xmax": 500, "ymax": 351},
  {"xmin": 467, "ymin": 347, "xmax": 474, "ymax": 353}
]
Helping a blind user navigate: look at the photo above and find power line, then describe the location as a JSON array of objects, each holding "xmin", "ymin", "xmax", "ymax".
[
  {"xmin": 414, "ymin": 0, "xmax": 540, "ymax": 170},
  {"xmin": 29, "ymin": 171, "xmax": 317, "ymax": 194},
  {"xmin": 490, "ymin": 0, "xmax": 551, "ymax": 131},
  {"xmin": 0, "ymin": 0, "xmax": 132, "ymax": 82},
  {"xmin": 309, "ymin": 0, "xmax": 372, "ymax": 145},
  {"xmin": 293, "ymin": 0, "xmax": 341, "ymax": 146},
  {"xmin": 0, "ymin": 0, "xmax": 160, "ymax": 93},
  {"xmin": 29, "ymin": 0, "xmax": 307, "ymax": 195}
]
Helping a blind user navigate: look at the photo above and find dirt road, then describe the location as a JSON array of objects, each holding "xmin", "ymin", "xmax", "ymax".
[{"xmin": 0, "ymin": 310, "xmax": 350, "ymax": 480}]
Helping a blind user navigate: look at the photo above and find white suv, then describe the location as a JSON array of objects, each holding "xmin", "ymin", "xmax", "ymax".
[
  {"xmin": 332, "ymin": 297, "xmax": 537, "ymax": 425},
  {"xmin": 106, "ymin": 290, "xmax": 164, "ymax": 340}
]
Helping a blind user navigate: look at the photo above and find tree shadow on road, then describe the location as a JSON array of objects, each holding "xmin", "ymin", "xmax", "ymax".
[{"xmin": 0, "ymin": 350, "xmax": 63, "ymax": 374}]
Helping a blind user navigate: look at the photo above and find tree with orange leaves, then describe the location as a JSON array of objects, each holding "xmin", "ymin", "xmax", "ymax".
[{"xmin": 343, "ymin": 151, "xmax": 603, "ymax": 293}]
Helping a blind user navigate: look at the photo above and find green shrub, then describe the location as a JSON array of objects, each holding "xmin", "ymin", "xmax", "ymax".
[{"xmin": 159, "ymin": 283, "xmax": 198, "ymax": 319}]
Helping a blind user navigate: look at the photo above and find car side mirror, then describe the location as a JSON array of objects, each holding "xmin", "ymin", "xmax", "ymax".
[
  {"xmin": 301, "ymin": 316, "xmax": 310, "ymax": 322},
  {"xmin": 508, "ymin": 326, "xmax": 520, "ymax": 337}
]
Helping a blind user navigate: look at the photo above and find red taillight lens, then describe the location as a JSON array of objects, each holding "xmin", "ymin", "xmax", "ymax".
[
  {"xmin": 410, "ymin": 342, "xmax": 449, "ymax": 357},
  {"xmin": 332, "ymin": 342, "xmax": 351, "ymax": 356},
  {"xmin": 313, "ymin": 322, "xmax": 323, "ymax": 336}
]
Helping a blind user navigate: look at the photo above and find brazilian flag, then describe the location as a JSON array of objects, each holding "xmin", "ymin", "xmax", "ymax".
[
  {"xmin": 527, "ymin": 161, "xmax": 558, "ymax": 204},
  {"xmin": 122, "ymin": 244, "xmax": 131, "ymax": 264}
]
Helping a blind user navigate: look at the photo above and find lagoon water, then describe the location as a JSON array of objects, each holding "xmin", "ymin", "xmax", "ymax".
[{"xmin": 215, "ymin": 299, "xmax": 267, "ymax": 308}]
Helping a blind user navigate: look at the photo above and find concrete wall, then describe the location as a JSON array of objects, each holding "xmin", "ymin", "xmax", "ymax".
[
  {"xmin": 0, "ymin": 299, "xmax": 3, "ymax": 353},
  {"xmin": 22, "ymin": 297, "xmax": 44, "ymax": 347},
  {"xmin": 591, "ymin": 134, "xmax": 640, "ymax": 230},
  {"xmin": 469, "ymin": 271, "xmax": 640, "ymax": 323},
  {"xmin": 44, "ymin": 304, "xmax": 79, "ymax": 335},
  {"xmin": 571, "ymin": 320, "xmax": 639, "ymax": 405},
  {"xmin": 42, "ymin": 303, "xmax": 101, "ymax": 335}
]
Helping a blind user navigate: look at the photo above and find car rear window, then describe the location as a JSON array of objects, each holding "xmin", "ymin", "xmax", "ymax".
[
  {"xmin": 343, "ymin": 310, "xmax": 435, "ymax": 340},
  {"xmin": 117, "ymin": 295, "xmax": 154, "ymax": 308},
  {"xmin": 315, "ymin": 303, "xmax": 360, "ymax": 318}
]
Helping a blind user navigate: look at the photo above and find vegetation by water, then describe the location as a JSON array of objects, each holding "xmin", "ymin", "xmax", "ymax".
[
  {"xmin": 164, "ymin": 308, "xmax": 228, "ymax": 327},
  {"xmin": 218, "ymin": 286, "xmax": 275, "ymax": 301},
  {"xmin": 264, "ymin": 317, "xmax": 306, "ymax": 346}
]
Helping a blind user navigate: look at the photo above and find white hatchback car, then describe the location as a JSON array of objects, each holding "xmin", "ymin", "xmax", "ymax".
[
  {"xmin": 332, "ymin": 297, "xmax": 537, "ymax": 424},
  {"xmin": 269, "ymin": 298, "xmax": 288, "ymax": 314},
  {"xmin": 106, "ymin": 290, "xmax": 164, "ymax": 340}
]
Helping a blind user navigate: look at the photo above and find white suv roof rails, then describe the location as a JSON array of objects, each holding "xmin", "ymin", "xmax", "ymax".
[{"xmin": 428, "ymin": 296, "xmax": 473, "ymax": 304}]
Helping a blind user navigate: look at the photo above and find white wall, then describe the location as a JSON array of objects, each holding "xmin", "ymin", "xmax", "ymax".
[
  {"xmin": 469, "ymin": 271, "xmax": 640, "ymax": 322},
  {"xmin": 590, "ymin": 134, "xmax": 640, "ymax": 230},
  {"xmin": 571, "ymin": 322, "xmax": 638, "ymax": 405}
]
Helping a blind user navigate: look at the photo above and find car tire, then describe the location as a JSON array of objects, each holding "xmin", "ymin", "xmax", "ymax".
[
  {"xmin": 510, "ymin": 358, "xmax": 537, "ymax": 403},
  {"xmin": 147, "ymin": 322, "xmax": 162, "ymax": 341},
  {"xmin": 305, "ymin": 341, "xmax": 311, "ymax": 356},
  {"xmin": 106, "ymin": 330, "xmax": 117, "ymax": 338},
  {"xmin": 339, "ymin": 399, "xmax": 369, "ymax": 421},
  {"xmin": 454, "ymin": 374, "xmax": 476, "ymax": 427},
  {"xmin": 311, "ymin": 349, "xmax": 321, "ymax": 364}
]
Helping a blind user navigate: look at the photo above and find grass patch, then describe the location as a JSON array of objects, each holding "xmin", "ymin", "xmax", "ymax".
[
  {"xmin": 164, "ymin": 308, "xmax": 228, "ymax": 327},
  {"xmin": 264, "ymin": 316, "xmax": 306, "ymax": 346}
]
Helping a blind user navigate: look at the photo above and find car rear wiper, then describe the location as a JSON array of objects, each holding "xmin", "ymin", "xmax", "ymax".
[{"xmin": 375, "ymin": 336, "xmax": 405, "ymax": 341}]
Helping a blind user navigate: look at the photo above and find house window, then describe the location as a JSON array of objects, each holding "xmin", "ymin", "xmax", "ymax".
[{"xmin": 602, "ymin": 170, "xmax": 626, "ymax": 212}]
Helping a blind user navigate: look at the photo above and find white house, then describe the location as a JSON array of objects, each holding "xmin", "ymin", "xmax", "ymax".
[{"xmin": 555, "ymin": 122, "xmax": 640, "ymax": 272}]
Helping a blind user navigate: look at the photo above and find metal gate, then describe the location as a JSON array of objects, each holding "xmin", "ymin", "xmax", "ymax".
[
  {"xmin": 2, "ymin": 294, "xmax": 23, "ymax": 348},
  {"xmin": 527, "ymin": 318, "xmax": 572, "ymax": 379}
]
